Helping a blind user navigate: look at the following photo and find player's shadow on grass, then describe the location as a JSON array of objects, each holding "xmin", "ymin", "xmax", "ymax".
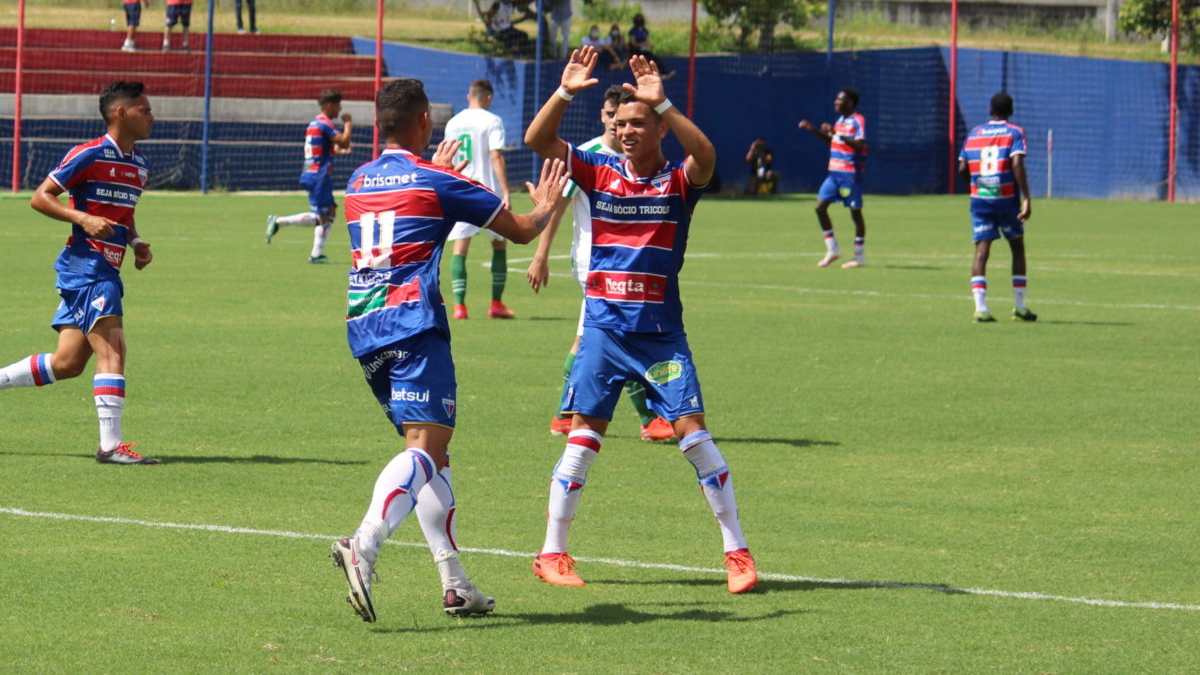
[
  {"xmin": 1035, "ymin": 320, "xmax": 1134, "ymax": 327},
  {"xmin": 881, "ymin": 263, "xmax": 945, "ymax": 271},
  {"xmin": 726, "ymin": 438, "xmax": 840, "ymax": 449},
  {"xmin": 624, "ymin": 576, "xmax": 969, "ymax": 597},
  {"xmin": 152, "ymin": 454, "xmax": 367, "ymax": 466}
]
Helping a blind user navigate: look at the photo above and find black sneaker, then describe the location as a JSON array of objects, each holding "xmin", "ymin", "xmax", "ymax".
[
  {"xmin": 96, "ymin": 442, "xmax": 158, "ymax": 465},
  {"xmin": 308, "ymin": 255, "xmax": 331, "ymax": 264},
  {"xmin": 1012, "ymin": 309, "xmax": 1038, "ymax": 322}
]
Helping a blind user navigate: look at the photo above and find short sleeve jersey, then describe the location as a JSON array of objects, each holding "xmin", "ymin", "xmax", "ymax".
[
  {"xmin": 443, "ymin": 108, "xmax": 506, "ymax": 194},
  {"xmin": 343, "ymin": 149, "xmax": 504, "ymax": 357},
  {"xmin": 629, "ymin": 26, "xmax": 649, "ymax": 46},
  {"xmin": 166, "ymin": 0, "xmax": 192, "ymax": 5},
  {"xmin": 828, "ymin": 113, "xmax": 866, "ymax": 174},
  {"xmin": 47, "ymin": 134, "xmax": 149, "ymax": 289},
  {"xmin": 303, "ymin": 114, "xmax": 338, "ymax": 175},
  {"xmin": 959, "ymin": 120, "xmax": 1028, "ymax": 215},
  {"xmin": 568, "ymin": 145, "xmax": 704, "ymax": 334}
]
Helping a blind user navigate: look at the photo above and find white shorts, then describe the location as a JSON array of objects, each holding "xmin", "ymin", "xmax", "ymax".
[{"xmin": 447, "ymin": 221, "xmax": 506, "ymax": 243}]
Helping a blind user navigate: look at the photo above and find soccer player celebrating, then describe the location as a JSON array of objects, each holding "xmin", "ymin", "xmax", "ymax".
[
  {"xmin": 524, "ymin": 47, "xmax": 758, "ymax": 594},
  {"xmin": 265, "ymin": 89, "xmax": 353, "ymax": 264},
  {"xmin": 329, "ymin": 78, "xmax": 570, "ymax": 623},
  {"xmin": 958, "ymin": 92, "xmax": 1036, "ymax": 323},
  {"xmin": 798, "ymin": 88, "xmax": 868, "ymax": 268},
  {"xmin": 525, "ymin": 84, "xmax": 675, "ymax": 443},
  {"xmin": 444, "ymin": 79, "xmax": 516, "ymax": 320},
  {"xmin": 0, "ymin": 81, "xmax": 156, "ymax": 465}
]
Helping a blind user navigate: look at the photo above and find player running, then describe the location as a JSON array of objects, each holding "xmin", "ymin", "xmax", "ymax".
[
  {"xmin": 265, "ymin": 89, "xmax": 353, "ymax": 264},
  {"xmin": 524, "ymin": 47, "xmax": 758, "ymax": 594},
  {"xmin": 958, "ymin": 92, "xmax": 1036, "ymax": 323},
  {"xmin": 798, "ymin": 88, "xmax": 868, "ymax": 268},
  {"xmin": 328, "ymin": 78, "xmax": 570, "ymax": 623},
  {"xmin": 444, "ymin": 79, "xmax": 516, "ymax": 319},
  {"xmin": 525, "ymin": 84, "xmax": 675, "ymax": 443},
  {"xmin": 0, "ymin": 82, "xmax": 157, "ymax": 465}
]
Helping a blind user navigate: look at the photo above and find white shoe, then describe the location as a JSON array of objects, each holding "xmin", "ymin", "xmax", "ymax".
[
  {"xmin": 817, "ymin": 252, "xmax": 840, "ymax": 267},
  {"xmin": 330, "ymin": 538, "xmax": 377, "ymax": 622},
  {"xmin": 443, "ymin": 584, "xmax": 495, "ymax": 616},
  {"xmin": 841, "ymin": 258, "xmax": 865, "ymax": 268},
  {"xmin": 121, "ymin": 43, "xmax": 137, "ymax": 52}
]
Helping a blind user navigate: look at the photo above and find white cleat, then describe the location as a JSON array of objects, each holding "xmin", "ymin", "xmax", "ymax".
[
  {"xmin": 330, "ymin": 538, "xmax": 377, "ymax": 622},
  {"xmin": 443, "ymin": 584, "xmax": 495, "ymax": 616},
  {"xmin": 817, "ymin": 252, "xmax": 841, "ymax": 267},
  {"xmin": 841, "ymin": 258, "xmax": 865, "ymax": 268}
]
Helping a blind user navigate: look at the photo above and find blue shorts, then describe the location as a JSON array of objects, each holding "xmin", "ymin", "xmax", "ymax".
[
  {"xmin": 360, "ymin": 329, "xmax": 458, "ymax": 432},
  {"xmin": 971, "ymin": 211, "xmax": 1024, "ymax": 242},
  {"xmin": 300, "ymin": 170, "xmax": 336, "ymax": 217},
  {"xmin": 52, "ymin": 280, "xmax": 124, "ymax": 333},
  {"xmin": 817, "ymin": 172, "xmax": 863, "ymax": 209},
  {"xmin": 563, "ymin": 327, "xmax": 704, "ymax": 422},
  {"xmin": 125, "ymin": 3, "xmax": 141, "ymax": 27},
  {"xmin": 165, "ymin": 4, "xmax": 191, "ymax": 27}
]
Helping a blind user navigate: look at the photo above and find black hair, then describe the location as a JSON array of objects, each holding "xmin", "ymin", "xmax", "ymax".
[
  {"xmin": 632, "ymin": 13, "xmax": 645, "ymax": 26},
  {"xmin": 376, "ymin": 79, "xmax": 429, "ymax": 139},
  {"xmin": 990, "ymin": 92, "xmax": 1014, "ymax": 119},
  {"xmin": 603, "ymin": 84, "xmax": 625, "ymax": 107},
  {"xmin": 469, "ymin": 79, "xmax": 494, "ymax": 99},
  {"xmin": 99, "ymin": 81, "xmax": 145, "ymax": 123},
  {"xmin": 839, "ymin": 87, "xmax": 860, "ymax": 108},
  {"xmin": 318, "ymin": 88, "xmax": 343, "ymax": 107}
]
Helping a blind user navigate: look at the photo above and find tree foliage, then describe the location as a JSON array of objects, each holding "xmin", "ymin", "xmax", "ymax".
[
  {"xmin": 1117, "ymin": 0, "xmax": 1200, "ymax": 50},
  {"xmin": 701, "ymin": 0, "xmax": 823, "ymax": 52}
]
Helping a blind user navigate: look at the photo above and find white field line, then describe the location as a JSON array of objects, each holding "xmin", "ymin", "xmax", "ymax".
[{"xmin": 3, "ymin": 506, "xmax": 1197, "ymax": 612}]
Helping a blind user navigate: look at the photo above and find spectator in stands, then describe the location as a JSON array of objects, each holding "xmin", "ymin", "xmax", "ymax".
[
  {"xmin": 549, "ymin": 0, "xmax": 573, "ymax": 60},
  {"xmin": 162, "ymin": 0, "xmax": 193, "ymax": 52},
  {"xmin": 581, "ymin": 25, "xmax": 622, "ymax": 70},
  {"xmin": 608, "ymin": 23, "xmax": 627, "ymax": 63},
  {"xmin": 486, "ymin": 0, "xmax": 533, "ymax": 57},
  {"xmin": 121, "ymin": 0, "xmax": 147, "ymax": 52},
  {"xmin": 235, "ymin": 0, "xmax": 259, "ymax": 35},
  {"xmin": 628, "ymin": 13, "xmax": 673, "ymax": 79},
  {"xmin": 745, "ymin": 137, "xmax": 780, "ymax": 194}
]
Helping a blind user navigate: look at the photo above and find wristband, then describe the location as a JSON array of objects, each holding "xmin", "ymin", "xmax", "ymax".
[
  {"xmin": 555, "ymin": 87, "xmax": 575, "ymax": 102},
  {"xmin": 130, "ymin": 237, "xmax": 145, "ymax": 247},
  {"xmin": 653, "ymin": 98, "xmax": 674, "ymax": 115}
]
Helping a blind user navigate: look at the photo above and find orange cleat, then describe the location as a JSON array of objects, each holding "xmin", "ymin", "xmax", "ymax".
[
  {"xmin": 453, "ymin": 304, "xmax": 469, "ymax": 320},
  {"xmin": 488, "ymin": 300, "xmax": 515, "ymax": 319},
  {"xmin": 639, "ymin": 416, "xmax": 677, "ymax": 443},
  {"xmin": 724, "ymin": 549, "xmax": 758, "ymax": 594},
  {"xmin": 549, "ymin": 416, "xmax": 572, "ymax": 436},
  {"xmin": 532, "ymin": 552, "xmax": 585, "ymax": 586}
]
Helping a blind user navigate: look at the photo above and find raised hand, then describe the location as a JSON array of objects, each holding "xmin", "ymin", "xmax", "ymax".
[
  {"xmin": 431, "ymin": 137, "xmax": 468, "ymax": 172},
  {"xmin": 562, "ymin": 45, "xmax": 600, "ymax": 95},
  {"xmin": 527, "ymin": 158, "xmax": 570, "ymax": 214},
  {"xmin": 341, "ymin": 113, "xmax": 353, "ymax": 124},
  {"xmin": 623, "ymin": 54, "xmax": 665, "ymax": 108}
]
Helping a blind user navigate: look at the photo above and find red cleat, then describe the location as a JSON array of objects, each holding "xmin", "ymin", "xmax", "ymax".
[
  {"xmin": 640, "ymin": 416, "xmax": 677, "ymax": 443},
  {"xmin": 725, "ymin": 548, "xmax": 758, "ymax": 594},
  {"xmin": 453, "ymin": 304, "xmax": 469, "ymax": 320},
  {"xmin": 549, "ymin": 416, "xmax": 572, "ymax": 436},
  {"xmin": 532, "ymin": 552, "xmax": 585, "ymax": 586},
  {"xmin": 488, "ymin": 300, "xmax": 515, "ymax": 319}
]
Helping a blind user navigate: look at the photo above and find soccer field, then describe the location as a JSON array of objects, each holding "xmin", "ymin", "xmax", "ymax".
[{"xmin": 1, "ymin": 192, "xmax": 1197, "ymax": 673}]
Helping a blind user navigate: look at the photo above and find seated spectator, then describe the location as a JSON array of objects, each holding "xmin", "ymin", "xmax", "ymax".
[
  {"xmin": 607, "ymin": 23, "xmax": 627, "ymax": 65},
  {"xmin": 581, "ymin": 24, "xmax": 622, "ymax": 70},
  {"xmin": 745, "ymin": 137, "xmax": 780, "ymax": 194},
  {"xmin": 486, "ymin": 0, "xmax": 533, "ymax": 56},
  {"xmin": 628, "ymin": 13, "xmax": 673, "ymax": 79}
]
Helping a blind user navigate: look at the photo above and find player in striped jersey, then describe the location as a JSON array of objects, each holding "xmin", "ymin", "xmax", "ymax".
[
  {"xmin": 524, "ymin": 47, "xmax": 758, "ymax": 594},
  {"xmin": 329, "ymin": 78, "xmax": 570, "ymax": 623},
  {"xmin": 799, "ymin": 88, "xmax": 869, "ymax": 267},
  {"xmin": 265, "ymin": 89, "xmax": 353, "ymax": 263},
  {"xmin": 525, "ymin": 84, "xmax": 676, "ymax": 442},
  {"xmin": 0, "ymin": 82, "xmax": 157, "ymax": 465},
  {"xmin": 957, "ymin": 92, "xmax": 1035, "ymax": 323}
]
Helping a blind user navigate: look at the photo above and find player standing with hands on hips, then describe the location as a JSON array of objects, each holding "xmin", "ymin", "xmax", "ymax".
[{"xmin": 524, "ymin": 46, "xmax": 758, "ymax": 594}]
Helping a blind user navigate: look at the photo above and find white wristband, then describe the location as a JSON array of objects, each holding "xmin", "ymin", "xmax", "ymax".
[
  {"xmin": 555, "ymin": 87, "xmax": 575, "ymax": 102},
  {"xmin": 654, "ymin": 98, "xmax": 674, "ymax": 114},
  {"xmin": 130, "ymin": 237, "xmax": 145, "ymax": 247}
]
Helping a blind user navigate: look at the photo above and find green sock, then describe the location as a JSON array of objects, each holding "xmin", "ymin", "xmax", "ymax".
[
  {"xmin": 624, "ymin": 380, "xmax": 655, "ymax": 426},
  {"xmin": 556, "ymin": 352, "xmax": 575, "ymax": 420},
  {"xmin": 491, "ymin": 248, "xmax": 507, "ymax": 302},
  {"xmin": 450, "ymin": 254, "xmax": 467, "ymax": 305}
]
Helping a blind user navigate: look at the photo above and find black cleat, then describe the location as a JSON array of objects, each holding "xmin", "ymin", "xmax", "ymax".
[{"xmin": 95, "ymin": 442, "xmax": 158, "ymax": 465}]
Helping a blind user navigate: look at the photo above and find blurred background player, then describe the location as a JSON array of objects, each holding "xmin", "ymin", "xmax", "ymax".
[
  {"xmin": 525, "ymin": 84, "xmax": 675, "ymax": 442},
  {"xmin": 121, "ymin": 0, "xmax": 147, "ymax": 52},
  {"xmin": 265, "ymin": 89, "xmax": 353, "ymax": 263},
  {"xmin": 444, "ymin": 79, "xmax": 515, "ymax": 319},
  {"xmin": 744, "ymin": 136, "xmax": 779, "ymax": 195},
  {"xmin": 328, "ymin": 78, "xmax": 569, "ymax": 623},
  {"xmin": 524, "ymin": 47, "xmax": 757, "ymax": 594},
  {"xmin": 958, "ymin": 92, "xmax": 1036, "ymax": 323},
  {"xmin": 0, "ymin": 82, "xmax": 157, "ymax": 465},
  {"xmin": 799, "ymin": 88, "xmax": 868, "ymax": 268},
  {"xmin": 235, "ymin": 0, "xmax": 258, "ymax": 35},
  {"xmin": 162, "ymin": 0, "xmax": 193, "ymax": 52}
]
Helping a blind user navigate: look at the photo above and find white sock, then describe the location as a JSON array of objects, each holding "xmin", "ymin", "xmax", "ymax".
[
  {"xmin": 94, "ymin": 374, "xmax": 126, "ymax": 452},
  {"xmin": 0, "ymin": 354, "xmax": 56, "ymax": 389},
  {"xmin": 415, "ymin": 463, "xmax": 469, "ymax": 588},
  {"xmin": 310, "ymin": 222, "xmax": 331, "ymax": 258},
  {"xmin": 853, "ymin": 237, "xmax": 865, "ymax": 261},
  {"xmin": 680, "ymin": 430, "xmax": 748, "ymax": 553},
  {"xmin": 1013, "ymin": 275, "xmax": 1027, "ymax": 312},
  {"xmin": 541, "ymin": 429, "xmax": 601, "ymax": 555},
  {"xmin": 823, "ymin": 230, "xmax": 839, "ymax": 254},
  {"xmin": 355, "ymin": 448, "xmax": 436, "ymax": 562},
  {"xmin": 971, "ymin": 276, "xmax": 988, "ymax": 313},
  {"xmin": 276, "ymin": 212, "xmax": 319, "ymax": 228}
]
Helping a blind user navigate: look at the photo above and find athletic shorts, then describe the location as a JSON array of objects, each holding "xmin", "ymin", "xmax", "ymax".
[
  {"xmin": 447, "ymin": 221, "xmax": 505, "ymax": 243},
  {"xmin": 52, "ymin": 279, "xmax": 124, "ymax": 333},
  {"xmin": 562, "ymin": 327, "xmax": 704, "ymax": 422},
  {"xmin": 817, "ymin": 172, "xmax": 863, "ymax": 209},
  {"xmin": 971, "ymin": 211, "xmax": 1024, "ymax": 243},
  {"xmin": 299, "ymin": 170, "xmax": 336, "ymax": 216},
  {"xmin": 125, "ymin": 3, "xmax": 141, "ymax": 27},
  {"xmin": 360, "ymin": 329, "xmax": 458, "ymax": 432},
  {"xmin": 165, "ymin": 4, "xmax": 191, "ymax": 27}
]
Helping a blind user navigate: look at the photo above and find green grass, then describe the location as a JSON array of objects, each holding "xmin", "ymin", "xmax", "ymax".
[{"xmin": 1, "ymin": 193, "xmax": 1198, "ymax": 673}]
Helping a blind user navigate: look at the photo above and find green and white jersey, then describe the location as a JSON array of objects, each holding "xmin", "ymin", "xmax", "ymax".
[
  {"xmin": 569, "ymin": 134, "xmax": 622, "ymax": 282},
  {"xmin": 443, "ymin": 107, "xmax": 506, "ymax": 193}
]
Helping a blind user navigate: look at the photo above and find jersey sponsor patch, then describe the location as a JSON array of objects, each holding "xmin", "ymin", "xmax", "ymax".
[{"xmin": 585, "ymin": 271, "xmax": 667, "ymax": 304}]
